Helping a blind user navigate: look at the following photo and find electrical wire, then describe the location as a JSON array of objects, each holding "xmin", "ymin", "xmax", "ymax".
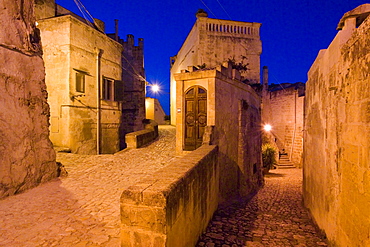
[
  {"xmin": 70, "ymin": 0, "xmax": 149, "ymax": 84},
  {"xmin": 72, "ymin": 0, "xmax": 94, "ymax": 28},
  {"xmin": 199, "ymin": 0, "xmax": 287, "ymax": 88},
  {"xmin": 198, "ymin": 0, "xmax": 252, "ymax": 62},
  {"xmin": 215, "ymin": 0, "xmax": 232, "ymax": 20},
  {"xmin": 199, "ymin": 0, "xmax": 218, "ymax": 18}
]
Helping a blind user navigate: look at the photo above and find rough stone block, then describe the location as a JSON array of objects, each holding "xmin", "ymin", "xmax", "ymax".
[{"xmin": 120, "ymin": 145, "xmax": 219, "ymax": 247}]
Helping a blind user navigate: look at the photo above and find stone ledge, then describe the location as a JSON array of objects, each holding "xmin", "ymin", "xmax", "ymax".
[
  {"xmin": 120, "ymin": 145, "xmax": 219, "ymax": 247},
  {"xmin": 125, "ymin": 120, "xmax": 159, "ymax": 148}
]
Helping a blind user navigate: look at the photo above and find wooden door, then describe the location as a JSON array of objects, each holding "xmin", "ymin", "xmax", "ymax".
[{"xmin": 184, "ymin": 86, "xmax": 207, "ymax": 151}]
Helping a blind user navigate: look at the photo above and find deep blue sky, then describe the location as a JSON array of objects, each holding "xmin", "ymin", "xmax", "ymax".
[{"xmin": 56, "ymin": 0, "xmax": 366, "ymax": 115}]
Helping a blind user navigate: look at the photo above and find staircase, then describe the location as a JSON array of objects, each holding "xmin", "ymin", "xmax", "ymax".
[{"xmin": 276, "ymin": 153, "xmax": 295, "ymax": 169}]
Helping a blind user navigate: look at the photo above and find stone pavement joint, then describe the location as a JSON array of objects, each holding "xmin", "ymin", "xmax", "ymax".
[
  {"xmin": 197, "ymin": 169, "xmax": 328, "ymax": 247},
  {"xmin": 0, "ymin": 125, "xmax": 177, "ymax": 247}
]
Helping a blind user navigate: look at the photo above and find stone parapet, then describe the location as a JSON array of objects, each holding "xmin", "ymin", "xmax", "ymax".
[
  {"xmin": 120, "ymin": 145, "xmax": 219, "ymax": 246},
  {"xmin": 125, "ymin": 120, "xmax": 159, "ymax": 149}
]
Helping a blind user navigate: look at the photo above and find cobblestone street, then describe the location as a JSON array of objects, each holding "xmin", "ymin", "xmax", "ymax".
[
  {"xmin": 0, "ymin": 125, "xmax": 328, "ymax": 247},
  {"xmin": 0, "ymin": 126, "xmax": 177, "ymax": 247},
  {"xmin": 197, "ymin": 168, "xmax": 328, "ymax": 247}
]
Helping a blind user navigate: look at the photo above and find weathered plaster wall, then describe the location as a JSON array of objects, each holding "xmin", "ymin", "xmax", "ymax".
[
  {"xmin": 170, "ymin": 22, "xmax": 199, "ymax": 124},
  {"xmin": 304, "ymin": 10, "xmax": 370, "ymax": 246},
  {"xmin": 38, "ymin": 14, "xmax": 122, "ymax": 154},
  {"xmin": 214, "ymin": 66, "xmax": 263, "ymax": 201},
  {"xmin": 145, "ymin": 97, "xmax": 166, "ymax": 125},
  {"xmin": 0, "ymin": 0, "xmax": 57, "ymax": 199},
  {"xmin": 174, "ymin": 64, "xmax": 263, "ymax": 203}
]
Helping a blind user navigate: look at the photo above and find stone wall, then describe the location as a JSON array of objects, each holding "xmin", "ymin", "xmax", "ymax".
[
  {"xmin": 125, "ymin": 120, "xmax": 158, "ymax": 149},
  {"xmin": 262, "ymin": 80, "xmax": 305, "ymax": 167},
  {"xmin": 37, "ymin": 12, "xmax": 123, "ymax": 154},
  {"xmin": 214, "ymin": 65, "xmax": 263, "ymax": 201},
  {"xmin": 303, "ymin": 6, "xmax": 370, "ymax": 246},
  {"xmin": 121, "ymin": 145, "xmax": 219, "ymax": 247},
  {"xmin": 174, "ymin": 63, "xmax": 263, "ymax": 203},
  {"xmin": 0, "ymin": 0, "xmax": 57, "ymax": 199},
  {"xmin": 145, "ymin": 97, "xmax": 166, "ymax": 125},
  {"xmin": 170, "ymin": 11, "xmax": 262, "ymax": 125},
  {"xmin": 118, "ymin": 34, "xmax": 146, "ymax": 149}
]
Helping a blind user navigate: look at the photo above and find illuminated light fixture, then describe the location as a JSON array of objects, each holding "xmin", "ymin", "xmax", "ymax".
[
  {"xmin": 151, "ymin": 84, "xmax": 159, "ymax": 93},
  {"xmin": 264, "ymin": 124, "xmax": 272, "ymax": 132},
  {"xmin": 35, "ymin": 21, "xmax": 39, "ymax": 27}
]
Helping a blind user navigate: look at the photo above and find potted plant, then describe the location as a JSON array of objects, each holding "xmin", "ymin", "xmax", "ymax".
[{"xmin": 262, "ymin": 143, "xmax": 277, "ymax": 174}]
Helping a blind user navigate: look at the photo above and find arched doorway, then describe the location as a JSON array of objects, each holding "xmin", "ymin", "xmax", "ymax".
[{"xmin": 184, "ymin": 86, "xmax": 207, "ymax": 151}]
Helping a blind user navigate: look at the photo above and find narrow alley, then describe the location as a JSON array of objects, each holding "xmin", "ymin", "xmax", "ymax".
[
  {"xmin": 0, "ymin": 126, "xmax": 177, "ymax": 247},
  {"xmin": 197, "ymin": 168, "xmax": 328, "ymax": 247}
]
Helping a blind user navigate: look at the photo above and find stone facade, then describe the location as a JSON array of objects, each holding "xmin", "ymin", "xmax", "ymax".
[
  {"xmin": 262, "ymin": 67, "xmax": 305, "ymax": 166},
  {"xmin": 35, "ymin": 0, "xmax": 123, "ymax": 154},
  {"xmin": 174, "ymin": 63, "xmax": 263, "ymax": 202},
  {"xmin": 113, "ymin": 34, "xmax": 146, "ymax": 149},
  {"xmin": 0, "ymin": 0, "xmax": 57, "ymax": 199},
  {"xmin": 303, "ymin": 4, "xmax": 370, "ymax": 246},
  {"xmin": 170, "ymin": 11, "xmax": 262, "ymax": 125},
  {"xmin": 145, "ymin": 97, "xmax": 166, "ymax": 125}
]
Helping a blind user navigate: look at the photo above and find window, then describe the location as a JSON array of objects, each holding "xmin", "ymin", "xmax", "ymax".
[
  {"xmin": 76, "ymin": 72, "xmax": 85, "ymax": 93},
  {"xmin": 102, "ymin": 77, "xmax": 114, "ymax": 101},
  {"xmin": 101, "ymin": 77, "xmax": 124, "ymax": 101}
]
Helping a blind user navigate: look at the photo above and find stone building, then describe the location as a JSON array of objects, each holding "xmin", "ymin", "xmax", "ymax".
[
  {"xmin": 107, "ymin": 31, "xmax": 146, "ymax": 149},
  {"xmin": 170, "ymin": 10, "xmax": 262, "ymax": 125},
  {"xmin": 303, "ymin": 4, "xmax": 370, "ymax": 246},
  {"xmin": 35, "ymin": 0, "xmax": 124, "ymax": 154},
  {"xmin": 261, "ymin": 66, "xmax": 305, "ymax": 166},
  {"xmin": 174, "ymin": 62, "xmax": 263, "ymax": 202},
  {"xmin": 145, "ymin": 97, "xmax": 166, "ymax": 125},
  {"xmin": 0, "ymin": 0, "xmax": 57, "ymax": 199}
]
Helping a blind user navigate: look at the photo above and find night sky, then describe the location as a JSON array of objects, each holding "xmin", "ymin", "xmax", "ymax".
[{"xmin": 56, "ymin": 0, "xmax": 366, "ymax": 115}]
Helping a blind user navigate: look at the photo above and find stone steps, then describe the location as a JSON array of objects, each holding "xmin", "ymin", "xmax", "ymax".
[{"xmin": 276, "ymin": 154, "xmax": 295, "ymax": 169}]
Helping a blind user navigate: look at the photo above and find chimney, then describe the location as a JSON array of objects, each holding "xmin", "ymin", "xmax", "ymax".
[
  {"xmin": 138, "ymin": 38, "xmax": 144, "ymax": 48},
  {"xmin": 114, "ymin": 19, "xmax": 119, "ymax": 41},
  {"xmin": 262, "ymin": 66, "xmax": 268, "ymax": 92},
  {"xmin": 127, "ymin": 34, "xmax": 134, "ymax": 46}
]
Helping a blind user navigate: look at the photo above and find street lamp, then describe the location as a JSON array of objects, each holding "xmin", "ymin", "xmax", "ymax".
[
  {"xmin": 264, "ymin": 124, "xmax": 272, "ymax": 132},
  {"xmin": 151, "ymin": 84, "xmax": 160, "ymax": 93}
]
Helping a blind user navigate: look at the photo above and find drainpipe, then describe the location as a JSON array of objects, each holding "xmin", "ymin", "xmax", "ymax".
[{"xmin": 95, "ymin": 48, "xmax": 104, "ymax": 154}]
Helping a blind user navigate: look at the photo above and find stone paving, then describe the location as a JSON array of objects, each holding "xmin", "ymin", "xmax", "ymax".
[
  {"xmin": 196, "ymin": 168, "xmax": 328, "ymax": 247},
  {"xmin": 0, "ymin": 125, "xmax": 177, "ymax": 247}
]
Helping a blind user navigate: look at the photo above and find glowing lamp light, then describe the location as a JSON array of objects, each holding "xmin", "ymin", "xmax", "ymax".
[
  {"xmin": 264, "ymin": 124, "xmax": 272, "ymax": 132},
  {"xmin": 151, "ymin": 84, "xmax": 160, "ymax": 93}
]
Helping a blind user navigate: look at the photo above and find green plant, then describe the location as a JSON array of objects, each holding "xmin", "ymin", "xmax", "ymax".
[
  {"xmin": 195, "ymin": 63, "xmax": 207, "ymax": 70},
  {"xmin": 262, "ymin": 143, "xmax": 277, "ymax": 170},
  {"xmin": 227, "ymin": 55, "xmax": 249, "ymax": 72}
]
